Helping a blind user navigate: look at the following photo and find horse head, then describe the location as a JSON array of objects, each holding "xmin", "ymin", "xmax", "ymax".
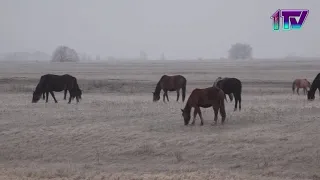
[
  {"xmin": 32, "ymin": 90, "xmax": 42, "ymax": 103},
  {"xmin": 181, "ymin": 109, "xmax": 191, "ymax": 125},
  {"xmin": 152, "ymin": 92, "xmax": 160, "ymax": 102},
  {"xmin": 307, "ymin": 90, "xmax": 315, "ymax": 101}
]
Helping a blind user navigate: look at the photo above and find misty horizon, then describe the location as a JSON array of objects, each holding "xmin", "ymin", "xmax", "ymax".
[{"xmin": 1, "ymin": 0, "xmax": 319, "ymax": 60}]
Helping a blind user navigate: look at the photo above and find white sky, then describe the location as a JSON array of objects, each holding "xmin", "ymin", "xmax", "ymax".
[{"xmin": 0, "ymin": 0, "xmax": 319, "ymax": 59}]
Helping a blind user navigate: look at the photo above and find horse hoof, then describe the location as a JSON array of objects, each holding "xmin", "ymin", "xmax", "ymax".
[{"xmin": 200, "ymin": 123, "xmax": 204, "ymax": 126}]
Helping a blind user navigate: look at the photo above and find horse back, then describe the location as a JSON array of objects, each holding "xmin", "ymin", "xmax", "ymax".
[
  {"xmin": 188, "ymin": 87, "xmax": 224, "ymax": 107},
  {"xmin": 219, "ymin": 78, "xmax": 242, "ymax": 94},
  {"xmin": 160, "ymin": 75, "xmax": 186, "ymax": 90},
  {"xmin": 37, "ymin": 74, "xmax": 78, "ymax": 92},
  {"xmin": 294, "ymin": 79, "xmax": 310, "ymax": 88}
]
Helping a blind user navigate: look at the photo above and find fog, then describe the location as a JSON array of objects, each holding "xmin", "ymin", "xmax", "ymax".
[{"xmin": 0, "ymin": 0, "xmax": 319, "ymax": 60}]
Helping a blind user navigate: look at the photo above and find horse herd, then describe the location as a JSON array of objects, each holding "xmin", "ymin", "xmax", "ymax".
[{"xmin": 31, "ymin": 72, "xmax": 320, "ymax": 126}]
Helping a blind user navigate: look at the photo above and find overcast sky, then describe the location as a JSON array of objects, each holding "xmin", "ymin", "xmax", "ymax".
[{"xmin": 0, "ymin": 0, "xmax": 319, "ymax": 59}]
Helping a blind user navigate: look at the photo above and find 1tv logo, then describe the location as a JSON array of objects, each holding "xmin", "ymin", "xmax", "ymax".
[{"xmin": 271, "ymin": 9, "xmax": 309, "ymax": 31}]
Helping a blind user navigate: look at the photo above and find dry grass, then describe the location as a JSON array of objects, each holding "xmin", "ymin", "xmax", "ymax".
[{"xmin": 0, "ymin": 60, "xmax": 320, "ymax": 180}]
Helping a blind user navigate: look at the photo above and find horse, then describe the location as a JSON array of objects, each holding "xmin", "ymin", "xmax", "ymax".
[
  {"xmin": 215, "ymin": 77, "xmax": 242, "ymax": 111},
  {"xmin": 214, "ymin": 77, "xmax": 234, "ymax": 102},
  {"xmin": 292, "ymin": 78, "xmax": 310, "ymax": 95},
  {"xmin": 307, "ymin": 73, "xmax": 320, "ymax": 100},
  {"xmin": 153, "ymin": 75, "xmax": 187, "ymax": 102},
  {"xmin": 32, "ymin": 74, "xmax": 82, "ymax": 104},
  {"xmin": 181, "ymin": 86, "xmax": 226, "ymax": 126}
]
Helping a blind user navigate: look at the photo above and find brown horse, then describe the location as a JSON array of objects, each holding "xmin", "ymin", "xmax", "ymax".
[
  {"xmin": 292, "ymin": 79, "xmax": 311, "ymax": 95},
  {"xmin": 153, "ymin": 75, "xmax": 187, "ymax": 102},
  {"xmin": 181, "ymin": 86, "xmax": 226, "ymax": 126}
]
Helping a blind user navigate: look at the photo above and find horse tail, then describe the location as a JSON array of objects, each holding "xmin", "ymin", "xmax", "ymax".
[
  {"xmin": 292, "ymin": 80, "xmax": 296, "ymax": 92},
  {"xmin": 219, "ymin": 90, "xmax": 226, "ymax": 119},
  {"xmin": 181, "ymin": 78, "xmax": 187, "ymax": 102}
]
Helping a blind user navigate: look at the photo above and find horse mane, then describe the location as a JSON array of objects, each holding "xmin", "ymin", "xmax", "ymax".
[
  {"xmin": 182, "ymin": 97, "xmax": 192, "ymax": 113},
  {"xmin": 34, "ymin": 75, "xmax": 47, "ymax": 93},
  {"xmin": 315, "ymin": 73, "xmax": 320, "ymax": 80},
  {"xmin": 154, "ymin": 75, "xmax": 166, "ymax": 95},
  {"xmin": 310, "ymin": 74, "xmax": 320, "ymax": 93}
]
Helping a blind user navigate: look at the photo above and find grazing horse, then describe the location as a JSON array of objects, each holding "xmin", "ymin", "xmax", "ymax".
[
  {"xmin": 153, "ymin": 75, "xmax": 187, "ymax": 102},
  {"xmin": 214, "ymin": 77, "xmax": 234, "ymax": 102},
  {"xmin": 215, "ymin": 77, "xmax": 242, "ymax": 111},
  {"xmin": 307, "ymin": 73, "xmax": 320, "ymax": 100},
  {"xmin": 292, "ymin": 78, "xmax": 311, "ymax": 95},
  {"xmin": 32, "ymin": 74, "xmax": 82, "ymax": 103},
  {"xmin": 181, "ymin": 86, "xmax": 226, "ymax": 126}
]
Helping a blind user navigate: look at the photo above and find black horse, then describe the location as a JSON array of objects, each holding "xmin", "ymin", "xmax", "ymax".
[
  {"xmin": 307, "ymin": 73, "xmax": 320, "ymax": 100},
  {"xmin": 32, "ymin": 74, "xmax": 82, "ymax": 103},
  {"xmin": 214, "ymin": 77, "xmax": 234, "ymax": 102},
  {"xmin": 214, "ymin": 77, "xmax": 242, "ymax": 111}
]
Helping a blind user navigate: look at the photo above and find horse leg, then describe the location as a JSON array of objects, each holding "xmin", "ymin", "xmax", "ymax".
[
  {"xmin": 165, "ymin": 91, "xmax": 169, "ymax": 101},
  {"xmin": 68, "ymin": 95, "xmax": 72, "ymax": 104},
  {"xmin": 163, "ymin": 91, "xmax": 166, "ymax": 102},
  {"xmin": 42, "ymin": 92, "xmax": 45, "ymax": 100},
  {"xmin": 191, "ymin": 108, "xmax": 198, "ymax": 125},
  {"xmin": 45, "ymin": 92, "xmax": 49, "ymax": 103},
  {"xmin": 211, "ymin": 107, "xmax": 219, "ymax": 126},
  {"xmin": 238, "ymin": 93, "xmax": 241, "ymax": 111},
  {"xmin": 50, "ymin": 91, "xmax": 58, "ymax": 103},
  {"xmin": 197, "ymin": 107, "xmax": 204, "ymax": 126},
  {"xmin": 76, "ymin": 96, "xmax": 79, "ymax": 103},
  {"xmin": 292, "ymin": 86, "xmax": 295, "ymax": 94},
  {"xmin": 176, "ymin": 90, "xmax": 180, "ymax": 102},
  {"xmin": 234, "ymin": 94, "xmax": 239, "ymax": 111},
  {"xmin": 229, "ymin": 93, "xmax": 234, "ymax": 102},
  {"xmin": 296, "ymin": 87, "xmax": 299, "ymax": 95},
  {"xmin": 64, "ymin": 89, "xmax": 67, "ymax": 100}
]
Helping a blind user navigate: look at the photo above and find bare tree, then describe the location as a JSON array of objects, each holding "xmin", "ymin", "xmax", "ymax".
[
  {"xmin": 228, "ymin": 43, "xmax": 252, "ymax": 60},
  {"xmin": 140, "ymin": 50, "xmax": 148, "ymax": 61},
  {"xmin": 96, "ymin": 55, "xmax": 100, "ymax": 61},
  {"xmin": 51, "ymin": 46, "xmax": 80, "ymax": 62},
  {"xmin": 160, "ymin": 53, "xmax": 166, "ymax": 61}
]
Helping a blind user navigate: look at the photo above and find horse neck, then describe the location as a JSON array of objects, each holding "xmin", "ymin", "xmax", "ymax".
[
  {"xmin": 183, "ymin": 102, "xmax": 191, "ymax": 113},
  {"xmin": 310, "ymin": 80, "xmax": 318, "ymax": 93},
  {"xmin": 35, "ymin": 80, "xmax": 45, "ymax": 93},
  {"xmin": 154, "ymin": 81, "xmax": 162, "ymax": 95}
]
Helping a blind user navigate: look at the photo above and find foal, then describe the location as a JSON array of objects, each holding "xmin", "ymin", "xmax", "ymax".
[{"xmin": 292, "ymin": 78, "xmax": 311, "ymax": 95}]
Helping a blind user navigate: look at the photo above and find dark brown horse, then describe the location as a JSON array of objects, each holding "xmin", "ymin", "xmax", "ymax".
[
  {"xmin": 292, "ymin": 78, "xmax": 311, "ymax": 95},
  {"xmin": 215, "ymin": 77, "xmax": 242, "ymax": 111},
  {"xmin": 214, "ymin": 77, "xmax": 234, "ymax": 102},
  {"xmin": 307, "ymin": 73, "xmax": 320, "ymax": 100},
  {"xmin": 32, "ymin": 74, "xmax": 82, "ymax": 103},
  {"xmin": 181, "ymin": 86, "xmax": 226, "ymax": 126},
  {"xmin": 153, "ymin": 75, "xmax": 187, "ymax": 102}
]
